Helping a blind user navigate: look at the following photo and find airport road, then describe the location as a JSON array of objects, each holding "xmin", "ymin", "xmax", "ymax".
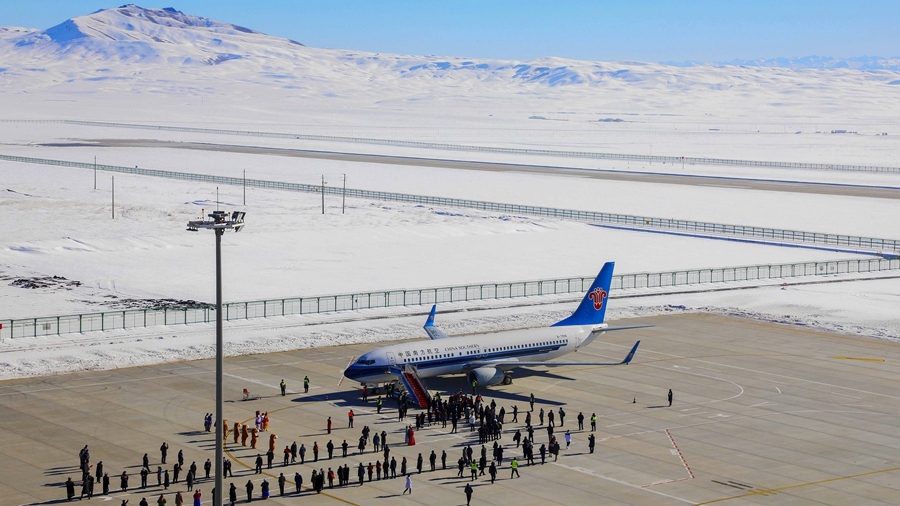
[
  {"xmin": 48, "ymin": 139, "xmax": 900, "ymax": 200},
  {"xmin": 3, "ymin": 313, "xmax": 900, "ymax": 505}
]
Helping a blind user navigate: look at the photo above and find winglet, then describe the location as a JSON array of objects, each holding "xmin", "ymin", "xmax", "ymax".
[
  {"xmin": 552, "ymin": 262, "xmax": 615, "ymax": 327},
  {"xmin": 621, "ymin": 341, "xmax": 640, "ymax": 365},
  {"xmin": 424, "ymin": 305, "xmax": 437, "ymax": 328}
]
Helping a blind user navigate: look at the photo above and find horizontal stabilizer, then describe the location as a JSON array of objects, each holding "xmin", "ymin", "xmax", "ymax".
[{"xmin": 598, "ymin": 325, "xmax": 653, "ymax": 332}]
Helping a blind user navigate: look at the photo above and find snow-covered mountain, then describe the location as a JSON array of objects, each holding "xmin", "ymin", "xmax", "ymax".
[
  {"xmin": 667, "ymin": 55, "xmax": 900, "ymax": 71},
  {"xmin": 0, "ymin": 5, "xmax": 898, "ymax": 123}
]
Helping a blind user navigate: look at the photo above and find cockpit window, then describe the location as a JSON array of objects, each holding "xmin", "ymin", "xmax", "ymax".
[{"xmin": 355, "ymin": 359, "xmax": 375, "ymax": 365}]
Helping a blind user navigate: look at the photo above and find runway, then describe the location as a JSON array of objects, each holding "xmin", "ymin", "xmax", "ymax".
[
  {"xmin": 3, "ymin": 313, "xmax": 900, "ymax": 505},
  {"xmin": 47, "ymin": 139, "xmax": 900, "ymax": 200}
]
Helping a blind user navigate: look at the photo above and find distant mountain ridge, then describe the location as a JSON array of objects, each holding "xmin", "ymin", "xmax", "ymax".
[
  {"xmin": 1, "ymin": 3, "xmax": 898, "ymax": 120},
  {"xmin": 664, "ymin": 55, "xmax": 900, "ymax": 71}
]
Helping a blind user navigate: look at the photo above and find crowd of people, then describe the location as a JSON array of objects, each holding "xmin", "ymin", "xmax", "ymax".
[{"xmin": 65, "ymin": 377, "xmax": 668, "ymax": 504}]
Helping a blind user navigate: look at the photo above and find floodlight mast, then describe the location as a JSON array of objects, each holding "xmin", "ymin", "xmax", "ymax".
[{"xmin": 185, "ymin": 209, "xmax": 245, "ymax": 506}]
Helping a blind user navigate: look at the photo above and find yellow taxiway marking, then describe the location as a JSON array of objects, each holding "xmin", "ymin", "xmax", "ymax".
[
  {"xmin": 695, "ymin": 465, "xmax": 900, "ymax": 505},
  {"xmin": 223, "ymin": 402, "xmax": 360, "ymax": 506},
  {"xmin": 831, "ymin": 356, "xmax": 884, "ymax": 362}
]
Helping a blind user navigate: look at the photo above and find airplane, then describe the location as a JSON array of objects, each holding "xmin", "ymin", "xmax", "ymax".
[{"xmin": 342, "ymin": 262, "xmax": 646, "ymax": 393}]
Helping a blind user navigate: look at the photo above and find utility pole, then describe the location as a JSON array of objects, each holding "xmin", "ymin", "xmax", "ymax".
[
  {"xmin": 94, "ymin": 156, "xmax": 97, "ymax": 190},
  {"xmin": 342, "ymin": 174, "xmax": 346, "ymax": 214},
  {"xmin": 243, "ymin": 169, "xmax": 246, "ymax": 206},
  {"xmin": 321, "ymin": 175, "xmax": 325, "ymax": 215},
  {"xmin": 111, "ymin": 176, "xmax": 115, "ymax": 219}
]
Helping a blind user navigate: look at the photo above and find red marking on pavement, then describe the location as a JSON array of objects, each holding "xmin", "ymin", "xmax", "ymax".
[{"xmin": 337, "ymin": 356, "xmax": 355, "ymax": 387}]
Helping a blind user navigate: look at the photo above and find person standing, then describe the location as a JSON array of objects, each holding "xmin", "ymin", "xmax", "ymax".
[
  {"xmin": 489, "ymin": 461, "xmax": 497, "ymax": 484},
  {"xmin": 86, "ymin": 475, "xmax": 94, "ymax": 499},
  {"xmin": 588, "ymin": 434, "xmax": 596, "ymax": 454},
  {"xmin": 102, "ymin": 473, "xmax": 110, "ymax": 495},
  {"xmin": 510, "ymin": 457, "xmax": 520, "ymax": 478},
  {"xmin": 255, "ymin": 454, "xmax": 263, "ymax": 474},
  {"xmin": 143, "ymin": 453, "xmax": 150, "ymax": 470},
  {"xmin": 65, "ymin": 477, "xmax": 75, "ymax": 501},
  {"xmin": 299, "ymin": 443, "xmax": 306, "ymax": 464},
  {"xmin": 441, "ymin": 450, "xmax": 447, "ymax": 470},
  {"xmin": 577, "ymin": 412, "xmax": 585, "ymax": 430},
  {"xmin": 348, "ymin": 410, "xmax": 354, "ymax": 428},
  {"xmin": 204, "ymin": 459, "xmax": 211, "ymax": 479},
  {"xmin": 304, "ymin": 376, "xmax": 310, "ymax": 393},
  {"xmin": 590, "ymin": 413, "xmax": 597, "ymax": 431},
  {"xmin": 327, "ymin": 417, "xmax": 332, "ymax": 435},
  {"xmin": 403, "ymin": 474, "xmax": 412, "ymax": 495},
  {"xmin": 465, "ymin": 483, "xmax": 473, "ymax": 505},
  {"xmin": 278, "ymin": 473, "xmax": 286, "ymax": 496},
  {"xmin": 559, "ymin": 408, "xmax": 566, "ymax": 426},
  {"xmin": 229, "ymin": 483, "xmax": 237, "ymax": 506},
  {"xmin": 245, "ymin": 480, "xmax": 254, "ymax": 502},
  {"xmin": 565, "ymin": 430, "xmax": 572, "ymax": 449},
  {"xmin": 529, "ymin": 393, "xmax": 535, "ymax": 411},
  {"xmin": 470, "ymin": 461, "xmax": 478, "ymax": 481},
  {"xmin": 376, "ymin": 397, "xmax": 383, "ymax": 414},
  {"xmin": 141, "ymin": 467, "xmax": 149, "ymax": 488},
  {"xmin": 160, "ymin": 442, "xmax": 169, "ymax": 464},
  {"xmin": 164, "ymin": 469, "xmax": 170, "ymax": 490},
  {"xmin": 174, "ymin": 491, "xmax": 183, "ymax": 506},
  {"xmin": 280, "ymin": 379, "xmax": 286, "ymax": 396},
  {"xmin": 120, "ymin": 471, "xmax": 129, "ymax": 492},
  {"xmin": 668, "ymin": 389, "xmax": 673, "ymax": 407}
]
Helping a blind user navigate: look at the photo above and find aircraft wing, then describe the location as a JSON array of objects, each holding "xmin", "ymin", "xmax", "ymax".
[{"xmin": 468, "ymin": 341, "xmax": 640, "ymax": 368}]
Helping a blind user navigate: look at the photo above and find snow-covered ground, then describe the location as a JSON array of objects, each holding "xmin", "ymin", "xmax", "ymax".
[
  {"xmin": 1, "ymin": 5, "xmax": 898, "ymax": 380},
  {"xmin": 0, "ymin": 157, "xmax": 866, "ymax": 317},
  {"xmin": 2, "ymin": 274, "xmax": 898, "ymax": 380}
]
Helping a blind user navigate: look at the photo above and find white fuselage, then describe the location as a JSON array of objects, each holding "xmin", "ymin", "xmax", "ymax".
[{"xmin": 343, "ymin": 324, "xmax": 605, "ymax": 384}]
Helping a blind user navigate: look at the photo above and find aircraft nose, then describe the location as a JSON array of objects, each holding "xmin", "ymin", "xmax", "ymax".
[{"xmin": 343, "ymin": 364, "xmax": 361, "ymax": 379}]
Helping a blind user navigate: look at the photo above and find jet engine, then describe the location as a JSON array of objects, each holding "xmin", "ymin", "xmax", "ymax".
[{"xmin": 468, "ymin": 366, "xmax": 507, "ymax": 386}]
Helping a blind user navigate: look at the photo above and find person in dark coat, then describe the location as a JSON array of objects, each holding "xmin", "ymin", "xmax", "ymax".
[
  {"xmin": 278, "ymin": 473, "xmax": 286, "ymax": 496},
  {"xmin": 245, "ymin": 480, "xmax": 254, "ymax": 502},
  {"xmin": 65, "ymin": 477, "xmax": 75, "ymax": 501},
  {"xmin": 228, "ymin": 483, "xmax": 237, "ymax": 506},
  {"xmin": 102, "ymin": 473, "xmax": 110, "ymax": 495},
  {"xmin": 465, "ymin": 482, "xmax": 474, "ymax": 505},
  {"xmin": 120, "ymin": 471, "xmax": 129, "ymax": 492}
]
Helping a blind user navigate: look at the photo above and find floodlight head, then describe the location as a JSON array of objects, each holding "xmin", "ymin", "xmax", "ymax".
[{"xmin": 186, "ymin": 211, "xmax": 247, "ymax": 232}]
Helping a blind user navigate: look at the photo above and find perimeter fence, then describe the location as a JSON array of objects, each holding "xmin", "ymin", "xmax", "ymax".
[
  {"xmin": 3, "ymin": 119, "xmax": 898, "ymax": 173},
  {"xmin": 2, "ymin": 257, "xmax": 898, "ymax": 339},
  {"xmin": 1, "ymin": 153, "xmax": 898, "ymax": 254}
]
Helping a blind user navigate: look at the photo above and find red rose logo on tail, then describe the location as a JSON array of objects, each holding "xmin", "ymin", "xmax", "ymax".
[{"xmin": 588, "ymin": 288, "xmax": 607, "ymax": 310}]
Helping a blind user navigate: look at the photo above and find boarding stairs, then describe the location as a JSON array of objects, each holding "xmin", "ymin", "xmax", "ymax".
[{"xmin": 393, "ymin": 364, "xmax": 431, "ymax": 408}]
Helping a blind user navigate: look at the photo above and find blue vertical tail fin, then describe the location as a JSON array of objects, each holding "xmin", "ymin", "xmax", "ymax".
[{"xmin": 552, "ymin": 262, "xmax": 614, "ymax": 327}]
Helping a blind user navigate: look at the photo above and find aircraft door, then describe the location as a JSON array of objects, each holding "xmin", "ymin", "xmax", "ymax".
[
  {"xmin": 575, "ymin": 334, "xmax": 583, "ymax": 349},
  {"xmin": 387, "ymin": 352, "xmax": 396, "ymax": 366}
]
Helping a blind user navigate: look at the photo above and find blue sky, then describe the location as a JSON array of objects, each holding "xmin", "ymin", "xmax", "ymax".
[{"xmin": 2, "ymin": 1, "xmax": 898, "ymax": 62}]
